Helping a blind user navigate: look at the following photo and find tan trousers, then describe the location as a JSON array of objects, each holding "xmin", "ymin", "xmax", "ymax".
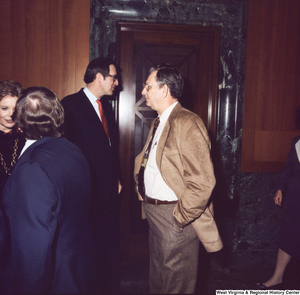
[{"xmin": 143, "ymin": 202, "xmax": 200, "ymax": 294}]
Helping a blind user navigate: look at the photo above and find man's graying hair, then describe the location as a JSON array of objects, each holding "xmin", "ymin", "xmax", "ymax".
[
  {"xmin": 14, "ymin": 86, "xmax": 64, "ymax": 140},
  {"xmin": 150, "ymin": 64, "xmax": 184, "ymax": 100}
]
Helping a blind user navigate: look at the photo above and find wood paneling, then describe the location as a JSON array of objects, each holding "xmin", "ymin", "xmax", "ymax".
[
  {"xmin": 0, "ymin": 0, "xmax": 90, "ymax": 100},
  {"xmin": 241, "ymin": 0, "xmax": 300, "ymax": 172},
  {"xmin": 254, "ymin": 131, "xmax": 300, "ymax": 162}
]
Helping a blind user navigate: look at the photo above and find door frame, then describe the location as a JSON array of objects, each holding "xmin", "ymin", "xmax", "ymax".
[{"xmin": 117, "ymin": 22, "xmax": 220, "ymax": 261}]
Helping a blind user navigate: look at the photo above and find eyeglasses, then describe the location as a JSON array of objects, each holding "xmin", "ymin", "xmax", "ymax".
[
  {"xmin": 143, "ymin": 82, "xmax": 161, "ymax": 91},
  {"xmin": 107, "ymin": 74, "xmax": 118, "ymax": 83}
]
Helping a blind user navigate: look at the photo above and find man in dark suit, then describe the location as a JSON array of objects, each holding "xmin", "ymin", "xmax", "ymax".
[
  {"xmin": 0, "ymin": 87, "xmax": 94, "ymax": 294},
  {"xmin": 61, "ymin": 57, "xmax": 122, "ymax": 294}
]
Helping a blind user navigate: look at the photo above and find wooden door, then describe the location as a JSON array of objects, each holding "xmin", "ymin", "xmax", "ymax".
[{"xmin": 117, "ymin": 22, "xmax": 219, "ymax": 261}]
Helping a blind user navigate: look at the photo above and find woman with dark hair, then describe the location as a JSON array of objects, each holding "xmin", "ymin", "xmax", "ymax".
[
  {"xmin": 257, "ymin": 106, "xmax": 300, "ymax": 289},
  {"xmin": 0, "ymin": 80, "xmax": 25, "ymax": 191}
]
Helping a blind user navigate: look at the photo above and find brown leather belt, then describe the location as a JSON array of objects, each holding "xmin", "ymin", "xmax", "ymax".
[{"xmin": 144, "ymin": 196, "xmax": 177, "ymax": 205}]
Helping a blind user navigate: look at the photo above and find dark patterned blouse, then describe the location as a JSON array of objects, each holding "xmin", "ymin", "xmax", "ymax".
[{"xmin": 0, "ymin": 126, "xmax": 26, "ymax": 193}]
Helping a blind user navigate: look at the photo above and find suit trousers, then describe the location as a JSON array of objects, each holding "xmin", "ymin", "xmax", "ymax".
[{"xmin": 143, "ymin": 201, "xmax": 200, "ymax": 294}]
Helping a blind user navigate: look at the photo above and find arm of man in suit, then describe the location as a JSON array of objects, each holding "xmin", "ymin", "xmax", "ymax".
[
  {"xmin": 7, "ymin": 162, "xmax": 58, "ymax": 294},
  {"xmin": 172, "ymin": 114, "xmax": 216, "ymax": 228},
  {"xmin": 0, "ymin": 202, "xmax": 7, "ymax": 255}
]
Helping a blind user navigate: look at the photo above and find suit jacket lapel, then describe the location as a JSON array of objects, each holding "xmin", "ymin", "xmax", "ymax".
[
  {"xmin": 80, "ymin": 90, "xmax": 102, "ymax": 128},
  {"xmin": 101, "ymin": 97, "xmax": 115, "ymax": 145},
  {"xmin": 156, "ymin": 102, "xmax": 182, "ymax": 170},
  {"xmin": 17, "ymin": 137, "xmax": 53, "ymax": 166},
  {"xmin": 79, "ymin": 90, "xmax": 110, "ymax": 142}
]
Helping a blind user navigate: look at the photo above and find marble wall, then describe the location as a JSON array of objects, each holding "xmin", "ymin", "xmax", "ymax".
[{"xmin": 90, "ymin": 0, "xmax": 281, "ymax": 252}]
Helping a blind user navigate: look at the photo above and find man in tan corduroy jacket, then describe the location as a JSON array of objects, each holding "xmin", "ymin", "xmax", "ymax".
[{"xmin": 134, "ymin": 64, "xmax": 223, "ymax": 294}]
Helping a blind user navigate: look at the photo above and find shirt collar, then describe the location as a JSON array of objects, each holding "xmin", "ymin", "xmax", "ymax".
[
  {"xmin": 83, "ymin": 86, "xmax": 99, "ymax": 104},
  {"xmin": 158, "ymin": 101, "xmax": 178, "ymax": 125},
  {"xmin": 19, "ymin": 139, "xmax": 37, "ymax": 158}
]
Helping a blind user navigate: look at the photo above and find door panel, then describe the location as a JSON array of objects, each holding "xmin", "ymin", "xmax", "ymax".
[{"xmin": 117, "ymin": 22, "xmax": 219, "ymax": 260}]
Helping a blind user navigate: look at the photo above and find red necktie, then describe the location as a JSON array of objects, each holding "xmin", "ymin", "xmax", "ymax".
[{"xmin": 96, "ymin": 99, "xmax": 109, "ymax": 138}]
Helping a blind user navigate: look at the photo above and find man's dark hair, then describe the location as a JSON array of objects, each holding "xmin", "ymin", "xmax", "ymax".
[
  {"xmin": 150, "ymin": 64, "xmax": 184, "ymax": 100},
  {"xmin": 84, "ymin": 57, "xmax": 117, "ymax": 84},
  {"xmin": 0, "ymin": 80, "xmax": 23, "ymax": 101},
  {"xmin": 14, "ymin": 86, "xmax": 64, "ymax": 140}
]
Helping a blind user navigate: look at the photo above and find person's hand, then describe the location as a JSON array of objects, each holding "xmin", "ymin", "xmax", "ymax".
[
  {"xmin": 137, "ymin": 191, "xmax": 143, "ymax": 201},
  {"xmin": 274, "ymin": 190, "xmax": 283, "ymax": 206},
  {"xmin": 118, "ymin": 180, "xmax": 122, "ymax": 194}
]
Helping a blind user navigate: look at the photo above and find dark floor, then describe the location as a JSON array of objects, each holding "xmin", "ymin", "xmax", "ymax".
[{"xmin": 120, "ymin": 249, "xmax": 300, "ymax": 294}]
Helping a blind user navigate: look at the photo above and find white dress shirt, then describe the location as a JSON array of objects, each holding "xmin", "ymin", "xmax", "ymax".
[
  {"xmin": 19, "ymin": 139, "xmax": 37, "ymax": 158},
  {"xmin": 83, "ymin": 86, "xmax": 102, "ymax": 121},
  {"xmin": 144, "ymin": 101, "xmax": 178, "ymax": 201}
]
